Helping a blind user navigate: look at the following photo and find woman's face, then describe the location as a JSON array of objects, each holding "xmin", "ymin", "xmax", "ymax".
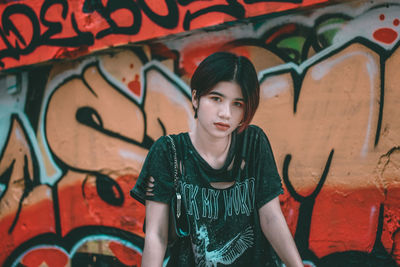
[{"xmin": 193, "ymin": 81, "xmax": 245, "ymax": 139}]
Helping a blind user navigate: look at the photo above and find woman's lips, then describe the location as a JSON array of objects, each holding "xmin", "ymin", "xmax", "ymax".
[{"xmin": 214, "ymin": 122, "xmax": 230, "ymax": 131}]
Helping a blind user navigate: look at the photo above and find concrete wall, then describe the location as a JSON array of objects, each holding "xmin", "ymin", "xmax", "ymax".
[{"xmin": 1, "ymin": 0, "xmax": 400, "ymax": 266}]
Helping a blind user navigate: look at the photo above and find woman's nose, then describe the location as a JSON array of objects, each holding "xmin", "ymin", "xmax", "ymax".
[{"xmin": 218, "ymin": 102, "xmax": 231, "ymax": 119}]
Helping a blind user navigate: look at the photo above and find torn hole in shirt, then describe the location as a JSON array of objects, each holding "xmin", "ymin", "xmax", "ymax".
[
  {"xmin": 210, "ymin": 181, "xmax": 236, "ymax": 189},
  {"xmin": 227, "ymin": 156, "xmax": 235, "ymax": 171},
  {"xmin": 179, "ymin": 161, "xmax": 185, "ymax": 176},
  {"xmin": 241, "ymin": 159, "xmax": 246, "ymax": 170},
  {"xmin": 146, "ymin": 176, "xmax": 155, "ymax": 196},
  {"xmin": 209, "ymin": 159, "xmax": 246, "ymax": 189}
]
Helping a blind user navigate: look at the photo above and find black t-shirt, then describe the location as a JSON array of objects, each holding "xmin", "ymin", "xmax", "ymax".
[{"xmin": 131, "ymin": 125, "xmax": 283, "ymax": 266}]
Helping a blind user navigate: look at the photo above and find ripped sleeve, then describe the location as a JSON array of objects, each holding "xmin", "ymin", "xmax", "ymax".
[{"xmin": 130, "ymin": 136, "xmax": 175, "ymax": 204}]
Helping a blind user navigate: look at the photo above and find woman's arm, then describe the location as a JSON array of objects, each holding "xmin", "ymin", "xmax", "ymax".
[
  {"xmin": 259, "ymin": 196, "xmax": 303, "ymax": 267},
  {"xmin": 141, "ymin": 198, "xmax": 170, "ymax": 267}
]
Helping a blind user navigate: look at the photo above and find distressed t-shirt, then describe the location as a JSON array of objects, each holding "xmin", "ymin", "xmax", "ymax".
[{"xmin": 131, "ymin": 125, "xmax": 283, "ymax": 266}]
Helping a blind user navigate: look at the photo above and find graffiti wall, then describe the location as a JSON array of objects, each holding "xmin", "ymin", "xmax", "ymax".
[
  {"xmin": 0, "ymin": 0, "xmax": 328, "ymax": 70},
  {"xmin": 1, "ymin": 0, "xmax": 400, "ymax": 266}
]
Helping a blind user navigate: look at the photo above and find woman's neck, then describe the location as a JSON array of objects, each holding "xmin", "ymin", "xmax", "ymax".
[{"xmin": 189, "ymin": 126, "xmax": 231, "ymax": 169}]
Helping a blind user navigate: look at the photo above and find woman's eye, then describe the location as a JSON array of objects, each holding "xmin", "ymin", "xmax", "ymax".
[
  {"xmin": 234, "ymin": 102, "xmax": 243, "ymax": 107},
  {"xmin": 211, "ymin": 96, "xmax": 221, "ymax": 102}
]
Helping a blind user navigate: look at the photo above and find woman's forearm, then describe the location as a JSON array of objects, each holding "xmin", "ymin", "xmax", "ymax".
[
  {"xmin": 259, "ymin": 197, "xmax": 303, "ymax": 267},
  {"xmin": 141, "ymin": 232, "xmax": 168, "ymax": 267},
  {"xmin": 142, "ymin": 199, "xmax": 170, "ymax": 267},
  {"xmin": 262, "ymin": 214, "xmax": 303, "ymax": 267}
]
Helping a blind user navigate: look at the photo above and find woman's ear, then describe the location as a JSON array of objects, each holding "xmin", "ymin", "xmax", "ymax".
[
  {"xmin": 192, "ymin": 90, "xmax": 198, "ymax": 109},
  {"xmin": 192, "ymin": 90, "xmax": 199, "ymax": 119}
]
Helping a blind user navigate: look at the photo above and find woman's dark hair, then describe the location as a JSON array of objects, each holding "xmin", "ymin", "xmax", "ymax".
[{"xmin": 190, "ymin": 51, "xmax": 260, "ymax": 132}]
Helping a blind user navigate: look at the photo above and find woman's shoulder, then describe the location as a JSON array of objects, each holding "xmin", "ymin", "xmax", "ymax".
[
  {"xmin": 151, "ymin": 135, "xmax": 168, "ymax": 149},
  {"xmin": 150, "ymin": 132, "xmax": 188, "ymax": 151},
  {"xmin": 153, "ymin": 132, "xmax": 187, "ymax": 142},
  {"xmin": 246, "ymin": 124, "xmax": 263, "ymax": 133},
  {"xmin": 243, "ymin": 125, "xmax": 274, "ymax": 150},
  {"xmin": 245, "ymin": 124, "xmax": 269, "ymax": 139}
]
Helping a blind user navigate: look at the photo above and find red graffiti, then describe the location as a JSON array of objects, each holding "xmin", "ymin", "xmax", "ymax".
[
  {"xmin": 109, "ymin": 241, "xmax": 142, "ymax": 266},
  {"xmin": 0, "ymin": 198, "xmax": 55, "ymax": 265},
  {"xmin": 21, "ymin": 248, "xmax": 68, "ymax": 267},
  {"xmin": 58, "ymin": 174, "xmax": 144, "ymax": 238},
  {"xmin": 374, "ymin": 13, "xmax": 399, "ymax": 44},
  {"xmin": 128, "ymin": 74, "xmax": 141, "ymax": 97},
  {"xmin": 266, "ymin": 23, "xmax": 297, "ymax": 44},
  {"xmin": 309, "ymin": 187, "xmax": 383, "ymax": 257},
  {"xmin": 373, "ymin": 28, "xmax": 398, "ymax": 44},
  {"xmin": 181, "ymin": 44, "xmax": 221, "ymax": 78}
]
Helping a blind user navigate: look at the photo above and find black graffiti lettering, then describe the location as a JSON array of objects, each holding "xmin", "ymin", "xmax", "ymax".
[
  {"xmin": 40, "ymin": 0, "xmax": 68, "ymax": 42},
  {"xmin": 95, "ymin": 1, "xmax": 142, "ymax": 39},
  {"xmin": 244, "ymin": 0, "xmax": 302, "ymax": 3},
  {"xmin": 40, "ymin": 0, "xmax": 94, "ymax": 47},
  {"xmin": 94, "ymin": 173, "xmax": 124, "ymax": 206},
  {"xmin": 283, "ymin": 150, "xmax": 334, "ymax": 259},
  {"xmin": 0, "ymin": 2, "xmax": 95, "ymax": 67},
  {"xmin": 176, "ymin": 0, "xmax": 197, "ymax": 6},
  {"xmin": 138, "ymin": 0, "xmax": 179, "ymax": 29},
  {"xmin": 82, "ymin": 0, "xmax": 104, "ymax": 13},
  {"xmin": 0, "ymin": 0, "xmax": 310, "ymax": 68},
  {"xmin": 69, "ymin": 13, "xmax": 95, "ymax": 45},
  {"xmin": 182, "ymin": 0, "xmax": 245, "ymax": 30},
  {"xmin": 75, "ymin": 102, "xmax": 148, "ymax": 148},
  {"xmin": 0, "ymin": 4, "xmax": 40, "ymax": 57}
]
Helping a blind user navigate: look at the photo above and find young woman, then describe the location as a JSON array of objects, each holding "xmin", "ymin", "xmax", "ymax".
[{"xmin": 131, "ymin": 52, "xmax": 303, "ymax": 267}]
